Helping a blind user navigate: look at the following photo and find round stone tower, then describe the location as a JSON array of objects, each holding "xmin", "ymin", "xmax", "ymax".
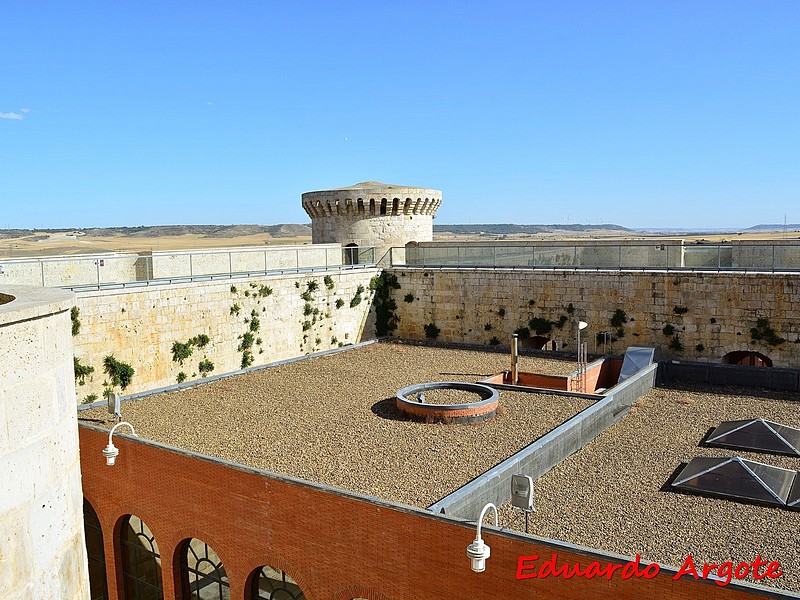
[{"xmin": 301, "ymin": 181, "xmax": 442, "ymax": 261}]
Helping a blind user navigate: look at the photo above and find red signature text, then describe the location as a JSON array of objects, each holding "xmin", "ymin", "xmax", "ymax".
[{"xmin": 517, "ymin": 553, "xmax": 783, "ymax": 587}]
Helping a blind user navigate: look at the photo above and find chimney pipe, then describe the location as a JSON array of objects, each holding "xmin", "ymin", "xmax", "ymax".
[{"xmin": 511, "ymin": 334, "xmax": 519, "ymax": 385}]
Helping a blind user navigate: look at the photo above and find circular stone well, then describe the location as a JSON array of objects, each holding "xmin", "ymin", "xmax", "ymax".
[{"xmin": 395, "ymin": 382, "xmax": 499, "ymax": 423}]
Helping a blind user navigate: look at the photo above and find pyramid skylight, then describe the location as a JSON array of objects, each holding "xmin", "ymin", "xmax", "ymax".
[
  {"xmin": 672, "ymin": 456, "xmax": 797, "ymax": 508},
  {"xmin": 706, "ymin": 418, "xmax": 800, "ymax": 456}
]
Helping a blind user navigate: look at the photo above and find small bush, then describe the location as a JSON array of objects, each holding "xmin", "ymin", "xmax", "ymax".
[
  {"xmin": 304, "ymin": 303, "xmax": 314, "ymax": 316},
  {"xmin": 315, "ymin": 337, "xmax": 322, "ymax": 345},
  {"xmin": 610, "ymin": 309, "xmax": 628, "ymax": 328},
  {"xmin": 176, "ymin": 372, "xmax": 187, "ymax": 383},
  {"xmin": 73, "ymin": 357, "xmax": 94, "ymax": 384},
  {"xmin": 349, "ymin": 295, "xmax": 362, "ymax": 308},
  {"xmin": 489, "ymin": 336, "xmax": 500, "ymax": 345},
  {"xmin": 307, "ymin": 280, "xmax": 319, "ymax": 292},
  {"xmin": 240, "ymin": 351, "xmax": 254, "ymax": 369},
  {"xmin": 302, "ymin": 321, "xmax": 312, "ymax": 331},
  {"xmin": 484, "ymin": 323, "xmax": 493, "ymax": 331},
  {"xmin": 70, "ymin": 306, "xmax": 81, "ymax": 336},
  {"xmin": 256, "ymin": 337, "xmax": 262, "ymax": 345},
  {"xmin": 324, "ymin": 275, "xmax": 334, "ymax": 290},
  {"xmin": 249, "ymin": 316, "xmax": 260, "ymax": 332},
  {"xmin": 424, "ymin": 323, "xmax": 440, "ymax": 339},
  {"xmin": 258, "ymin": 285, "xmax": 272, "ymax": 297},
  {"xmin": 192, "ymin": 334, "xmax": 210, "ymax": 348},
  {"xmin": 198, "ymin": 359, "xmax": 214, "ymax": 376},
  {"xmin": 300, "ymin": 290, "xmax": 313, "ymax": 302},
  {"xmin": 171, "ymin": 341, "xmax": 193, "ymax": 364},
  {"xmin": 529, "ymin": 317, "xmax": 552, "ymax": 335},
  {"xmin": 566, "ymin": 303, "xmax": 574, "ymax": 314},
  {"xmin": 554, "ymin": 315, "xmax": 568, "ymax": 329},
  {"xmin": 662, "ymin": 324, "xmax": 675, "ymax": 336},
  {"xmin": 673, "ymin": 305, "xmax": 689, "ymax": 315},
  {"xmin": 335, "ymin": 298, "xmax": 345, "ymax": 309},
  {"xmin": 498, "ymin": 307, "xmax": 506, "ymax": 317},
  {"xmin": 238, "ymin": 332, "xmax": 255, "ymax": 351},
  {"xmin": 103, "ymin": 355, "xmax": 134, "ymax": 390},
  {"xmin": 230, "ymin": 303, "xmax": 241, "ymax": 316},
  {"xmin": 230, "ymin": 285, "xmax": 237, "ymax": 293},
  {"xmin": 514, "ymin": 327, "xmax": 530, "ymax": 338},
  {"xmin": 331, "ymin": 336, "xmax": 339, "ymax": 344},
  {"xmin": 82, "ymin": 394, "xmax": 98, "ymax": 405},
  {"xmin": 404, "ymin": 293, "xmax": 415, "ymax": 303},
  {"xmin": 669, "ymin": 335, "xmax": 684, "ymax": 351}
]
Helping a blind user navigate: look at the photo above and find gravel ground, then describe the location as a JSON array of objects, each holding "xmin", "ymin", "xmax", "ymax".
[
  {"xmin": 411, "ymin": 387, "xmax": 490, "ymax": 405},
  {"xmin": 80, "ymin": 342, "xmax": 588, "ymax": 507},
  {"xmin": 497, "ymin": 382, "xmax": 800, "ymax": 593}
]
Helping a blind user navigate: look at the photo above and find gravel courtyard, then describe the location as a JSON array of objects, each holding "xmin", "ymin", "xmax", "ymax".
[
  {"xmin": 80, "ymin": 342, "xmax": 590, "ymax": 507},
  {"xmin": 498, "ymin": 382, "xmax": 800, "ymax": 593}
]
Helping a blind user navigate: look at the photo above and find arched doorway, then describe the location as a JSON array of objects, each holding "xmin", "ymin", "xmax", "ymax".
[
  {"xmin": 722, "ymin": 351, "xmax": 773, "ymax": 367},
  {"xmin": 344, "ymin": 243, "xmax": 359, "ymax": 265}
]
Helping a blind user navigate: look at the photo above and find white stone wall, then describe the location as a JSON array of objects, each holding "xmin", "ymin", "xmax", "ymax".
[
  {"xmin": 71, "ymin": 268, "xmax": 380, "ymax": 401},
  {"xmin": 390, "ymin": 268, "xmax": 800, "ymax": 368},
  {"xmin": 0, "ymin": 286, "xmax": 88, "ymax": 600}
]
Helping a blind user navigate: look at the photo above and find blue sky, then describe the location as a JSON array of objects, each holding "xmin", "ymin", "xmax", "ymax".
[{"xmin": 2, "ymin": 1, "xmax": 798, "ymax": 229}]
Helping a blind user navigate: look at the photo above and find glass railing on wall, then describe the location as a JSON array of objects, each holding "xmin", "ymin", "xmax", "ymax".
[
  {"xmin": 390, "ymin": 243, "xmax": 800, "ymax": 272},
  {"xmin": 0, "ymin": 245, "xmax": 377, "ymax": 289}
]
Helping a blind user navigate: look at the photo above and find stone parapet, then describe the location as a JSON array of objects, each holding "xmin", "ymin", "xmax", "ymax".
[{"xmin": 0, "ymin": 285, "xmax": 88, "ymax": 600}]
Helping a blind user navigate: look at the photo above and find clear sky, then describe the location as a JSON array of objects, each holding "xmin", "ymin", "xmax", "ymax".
[{"xmin": 1, "ymin": 1, "xmax": 798, "ymax": 229}]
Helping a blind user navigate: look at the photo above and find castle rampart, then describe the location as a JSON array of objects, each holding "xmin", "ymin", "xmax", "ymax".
[{"xmin": 389, "ymin": 268, "xmax": 800, "ymax": 367}]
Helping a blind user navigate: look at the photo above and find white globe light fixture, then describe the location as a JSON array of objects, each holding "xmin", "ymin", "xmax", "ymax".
[
  {"xmin": 102, "ymin": 421, "xmax": 137, "ymax": 466},
  {"xmin": 466, "ymin": 503, "xmax": 498, "ymax": 573}
]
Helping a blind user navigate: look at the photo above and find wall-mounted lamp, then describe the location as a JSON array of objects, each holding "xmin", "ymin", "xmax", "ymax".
[
  {"xmin": 466, "ymin": 503, "xmax": 498, "ymax": 573},
  {"xmin": 102, "ymin": 421, "xmax": 137, "ymax": 466}
]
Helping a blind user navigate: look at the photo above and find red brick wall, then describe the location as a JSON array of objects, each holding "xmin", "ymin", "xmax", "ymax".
[{"xmin": 79, "ymin": 425, "xmax": 786, "ymax": 600}]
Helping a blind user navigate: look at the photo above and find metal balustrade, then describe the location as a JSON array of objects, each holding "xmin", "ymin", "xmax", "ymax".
[
  {"xmin": 389, "ymin": 243, "xmax": 800, "ymax": 273},
  {"xmin": 0, "ymin": 246, "xmax": 377, "ymax": 290}
]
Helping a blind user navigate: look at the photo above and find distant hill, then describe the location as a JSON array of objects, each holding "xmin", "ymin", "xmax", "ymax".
[
  {"xmin": 0, "ymin": 224, "xmax": 312, "ymax": 239},
  {"xmin": 434, "ymin": 223, "xmax": 632, "ymax": 235},
  {"xmin": 743, "ymin": 224, "xmax": 800, "ymax": 233}
]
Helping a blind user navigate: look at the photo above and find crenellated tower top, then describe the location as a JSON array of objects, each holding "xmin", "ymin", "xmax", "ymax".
[{"xmin": 301, "ymin": 181, "xmax": 442, "ymax": 260}]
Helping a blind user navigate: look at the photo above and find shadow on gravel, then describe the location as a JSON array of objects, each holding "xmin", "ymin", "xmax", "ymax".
[
  {"xmin": 371, "ymin": 397, "xmax": 414, "ymax": 422},
  {"xmin": 660, "ymin": 462, "xmax": 688, "ymax": 493}
]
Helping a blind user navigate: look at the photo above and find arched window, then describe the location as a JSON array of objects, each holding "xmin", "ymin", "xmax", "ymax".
[
  {"xmin": 722, "ymin": 351, "xmax": 773, "ymax": 367},
  {"xmin": 250, "ymin": 565, "xmax": 306, "ymax": 600},
  {"xmin": 179, "ymin": 538, "xmax": 229, "ymax": 600},
  {"xmin": 120, "ymin": 515, "xmax": 163, "ymax": 600},
  {"xmin": 83, "ymin": 500, "xmax": 109, "ymax": 600}
]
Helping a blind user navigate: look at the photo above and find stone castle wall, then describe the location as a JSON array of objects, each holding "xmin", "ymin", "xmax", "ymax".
[
  {"xmin": 0, "ymin": 286, "xmax": 88, "ymax": 600},
  {"xmin": 388, "ymin": 268, "xmax": 800, "ymax": 367},
  {"xmin": 71, "ymin": 268, "xmax": 379, "ymax": 402}
]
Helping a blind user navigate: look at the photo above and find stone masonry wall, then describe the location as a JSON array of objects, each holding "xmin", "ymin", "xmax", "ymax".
[
  {"xmin": 312, "ymin": 213, "xmax": 433, "ymax": 261},
  {"xmin": 389, "ymin": 268, "xmax": 800, "ymax": 368},
  {"xmin": 71, "ymin": 268, "xmax": 379, "ymax": 402},
  {"xmin": 0, "ymin": 286, "xmax": 89, "ymax": 600}
]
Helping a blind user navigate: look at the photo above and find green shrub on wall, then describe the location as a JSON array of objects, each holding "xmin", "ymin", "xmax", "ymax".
[{"xmin": 103, "ymin": 355, "xmax": 134, "ymax": 390}]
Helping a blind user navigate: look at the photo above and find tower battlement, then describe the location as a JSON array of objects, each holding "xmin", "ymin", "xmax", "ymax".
[{"xmin": 301, "ymin": 181, "xmax": 442, "ymax": 259}]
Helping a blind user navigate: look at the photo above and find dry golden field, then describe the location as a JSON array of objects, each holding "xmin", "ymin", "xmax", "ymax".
[{"xmin": 2, "ymin": 226, "xmax": 798, "ymax": 259}]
